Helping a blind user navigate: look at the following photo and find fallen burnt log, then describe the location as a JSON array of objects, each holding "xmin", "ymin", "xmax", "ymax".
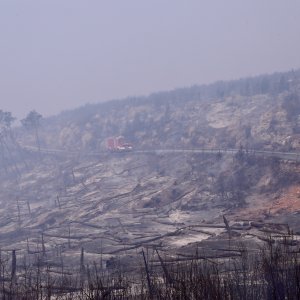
[
  {"xmin": 258, "ymin": 228, "xmax": 289, "ymax": 235},
  {"xmin": 69, "ymin": 221, "xmax": 104, "ymax": 229},
  {"xmin": 151, "ymin": 252, "xmax": 242, "ymax": 264},
  {"xmin": 188, "ymin": 224, "xmax": 226, "ymax": 229},
  {"xmin": 251, "ymin": 221, "xmax": 289, "ymax": 231},
  {"xmin": 230, "ymin": 225, "xmax": 252, "ymax": 230},
  {"xmin": 113, "ymin": 163, "xmax": 148, "ymax": 175},
  {"xmin": 246, "ymin": 233, "xmax": 276, "ymax": 244},
  {"xmin": 107, "ymin": 228, "xmax": 186, "ymax": 254},
  {"xmin": 189, "ymin": 228, "xmax": 215, "ymax": 236},
  {"xmin": 80, "ymin": 191, "xmax": 135, "ymax": 216},
  {"xmin": 212, "ymin": 248, "xmax": 247, "ymax": 254},
  {"xmin": 155, "ymin": 219, "xmax": 185, "ymax": 226},
  {"xmin": 42, "ymin": 232, "xmax": 92, "ymax": 240}
]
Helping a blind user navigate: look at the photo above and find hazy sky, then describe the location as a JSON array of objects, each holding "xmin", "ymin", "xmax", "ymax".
[{"xmin": 0, "ymin": 0, "xmax": 300, "ymax": 119}]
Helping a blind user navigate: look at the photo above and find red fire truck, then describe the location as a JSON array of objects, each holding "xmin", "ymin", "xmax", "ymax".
[{"xmin": 106, "ymin": 136, "xmax": 133, "ymax": 151}]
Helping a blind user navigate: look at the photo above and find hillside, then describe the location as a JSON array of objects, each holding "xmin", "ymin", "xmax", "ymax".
[
  {"xmin": 31, "ymin": 69, "xmax": 300, "ymax": 152},
  {"xmin": 1, "ymin": 69, "xmax": 300, "ymax": 272}
]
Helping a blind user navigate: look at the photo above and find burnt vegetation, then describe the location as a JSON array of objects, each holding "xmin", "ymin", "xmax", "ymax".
[
  {"xmin": 0, "ymin": 236, "xmax": 300, "ymax": 299},
  {"xmin": 1, "ymin": 70, "xmax": 300, "ymax": 298}
]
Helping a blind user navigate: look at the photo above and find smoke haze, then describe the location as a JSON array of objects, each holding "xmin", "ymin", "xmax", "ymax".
[{"xmin": 0, "ymin": 0, "xmax": 299, "ymax": 119}]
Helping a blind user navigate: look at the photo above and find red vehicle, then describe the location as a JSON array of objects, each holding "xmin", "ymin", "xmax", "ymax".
[{"xmin": 106, "ymin": 136, "xmax": 133, "ymax": 151}]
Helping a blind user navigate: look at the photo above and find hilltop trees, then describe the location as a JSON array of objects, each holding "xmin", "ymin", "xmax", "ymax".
[
  {"xmin": 0, "ymin": 110, "xmax": 20, "ymax": 153},
  {"xmin": 0, "ymin": 110, "xmax": 17, "ymax": 174},
  {"xmin": 0, "ymin": 110, "xmax": 15, "ymax": 131},
  {"xmin": 0, "ymin": 110, "xmax": 15, "ymax": 145},
  {"xmin": 0, "ymin": 109, "xmax": 15, "ymax": 144},
  {"xmin": 0, "ymin": 110, "xmax": 30, "ymax": 179},
  {"xmin": 21, "ymin": 110, "xmax": 42, "ymax": 151},
  {"xmin": 0, "ymin": 110, "xmax": 16, "ymax": 143}
]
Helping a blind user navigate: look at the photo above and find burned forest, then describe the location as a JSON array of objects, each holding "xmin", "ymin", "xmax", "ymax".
[{"xmin": 1, "ymin": 70, "xmax": 300, "ymax": 299}]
